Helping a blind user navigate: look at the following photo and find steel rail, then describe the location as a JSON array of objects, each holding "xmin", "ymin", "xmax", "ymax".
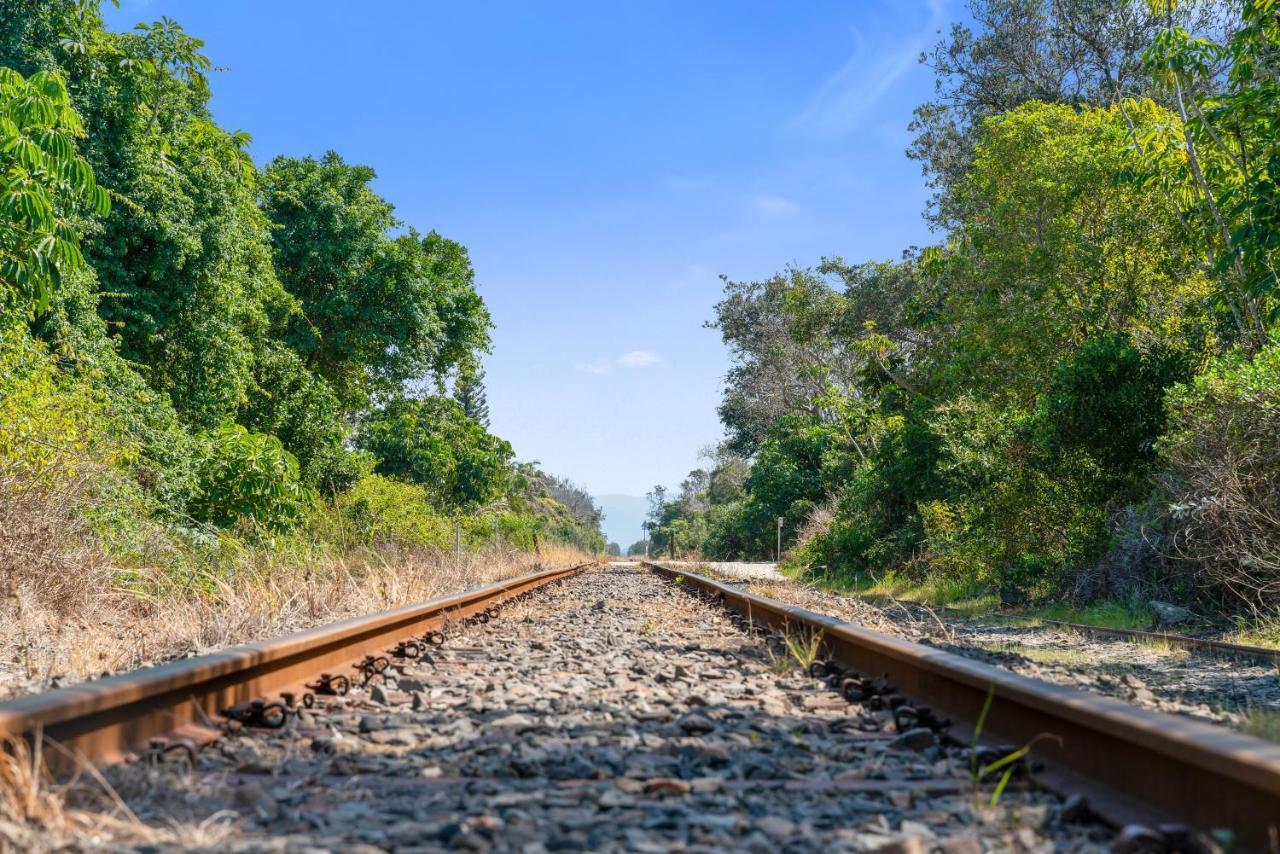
[
  {"xmin": 0, "ymin": 562, "xmax": 589, "ymax": 768},
  {"xmin": 645, "ymin": 562, "xmax": 1280, "ymax": 849},
  {"xmin": 1035, "ymin": 618, "xmax": 1280, "ymax": 665}
]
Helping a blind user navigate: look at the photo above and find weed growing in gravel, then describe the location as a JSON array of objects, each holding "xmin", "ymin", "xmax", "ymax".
[
  {"xmin": 763, "ymin": 627, "xmax": 825, "ymax": 674},
  {"xmin": 783, "ymin": 628, "xmax": 825, "ymax": 670},
  {"xmin": 969, "ymin": 687, "xmax": 1062, "ymax": 807}
]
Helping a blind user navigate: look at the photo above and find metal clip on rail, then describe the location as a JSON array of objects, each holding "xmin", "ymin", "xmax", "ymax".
[{"xmin": 220, "ymin": 699, "xmax": 289, "ymax": 729}]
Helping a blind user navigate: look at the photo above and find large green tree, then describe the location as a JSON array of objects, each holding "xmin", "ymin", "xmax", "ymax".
[{"xmin": 260, "ymin": 153, "xmax": 491, "ymax": 410}]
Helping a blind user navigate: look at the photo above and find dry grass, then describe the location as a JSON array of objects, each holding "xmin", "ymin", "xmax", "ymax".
[
  {"xmin": 0, "ymin": 476, "xmax": 591, "ymax": 850},
  {"xmin": 1241, "ymin": 705, "xmax": 1280, "ymax": 744},
  {"xmin": 0, "ymin": 479, "xmax": 593, "ymax": 701}
]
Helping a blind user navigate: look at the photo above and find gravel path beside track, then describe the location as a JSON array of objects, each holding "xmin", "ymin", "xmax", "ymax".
[
  {"xmin": 58, "ymin": 563, "xmax": 1115, "ymax": 852},
  {"xmin": 710, "ymin": 573, "xmax": 1280, "ymax": 732}
]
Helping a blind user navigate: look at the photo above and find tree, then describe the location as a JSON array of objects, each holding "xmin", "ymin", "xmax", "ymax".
[
  {"xmin": 453, "ymin": 363, "xmax": 490, "ymax": 427},
  {"xmin": 3, "ymin": 7, "xmax": 295, "ymax": 429},
  {"xmin": 357, "ymin": 395, "xmax": 514, "ymax": 510},
  {"xmin": 606, "ymin": 542, "xmax": 621, "ymax": 556},
  {"xmin": 0, "ymin": 67, "xmax": 106, "ymax": 317},
  {"xmin": 909, "ymin": 0, "xmax": 1233, "ymax": 224},
  {"xmin": 260, "ymin": 153, "xmax": 491, "ymax": 410},
  {"xmin": 711, "ymin": 259, "xmax": 918, "ymax": 454},
  {"xmin": 920, "ymin": 100, "xmax": 1211, "ymax": 402}
]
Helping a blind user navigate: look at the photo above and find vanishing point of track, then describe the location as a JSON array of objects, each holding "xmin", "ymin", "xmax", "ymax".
[{"xmin": 0, "ymin": 560, "xmax": 1277, "ymax": 849}]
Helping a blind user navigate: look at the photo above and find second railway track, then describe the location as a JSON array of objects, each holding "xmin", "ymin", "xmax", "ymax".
[{"xmin": 1, "ymin": 561, "xmax": 1278, "ymax": 851}]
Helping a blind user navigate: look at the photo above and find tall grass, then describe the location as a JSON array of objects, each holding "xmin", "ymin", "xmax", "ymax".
[{"xmin": 0, "ymin": 470, "xmax": 593, "ymax": 700}]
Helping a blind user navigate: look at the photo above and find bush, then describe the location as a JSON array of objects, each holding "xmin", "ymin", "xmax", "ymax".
[
  {"xmin": 1159, "ymin": 342, "xmax": 1280, "ymax": 613},
  {"xmin": 0, "ymin": 328, "xmax": 115, "ymax": 489},
  {"xmin": 341, "ymin": 474, "xmax": 452, "ymax": 548},
  {"xmin": 189, "ymin": 424, "xmax": 309, "ymax": 532},
  {"xmin": 358, "ymin": 395, "xmax": 514, "ymax": 510},
  {"xmin": 240, "ymin": 344, "xmax": 365, "ymax": 493},
  {"xmin": 1035, "ymin": 334, "xmax": 1191, "ymax": 480}
]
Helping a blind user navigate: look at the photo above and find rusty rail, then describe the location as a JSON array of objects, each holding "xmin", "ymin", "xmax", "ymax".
[
  {"xmin": 1035, "ymin": 618, "xmax": 1280, "ymax": 665},
  {"xmin": 645, "ymin": 562, "xmax": 1280, "ymax": 849},
  {"xmin": 0, "ymin": 562, "xmax": 589, "ymax": 767}
]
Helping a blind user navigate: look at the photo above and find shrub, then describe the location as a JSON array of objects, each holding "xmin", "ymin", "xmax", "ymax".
[
  {"xmin": 240, "ymin": 344, "xmax": 365, "ymax": 492},
  {"xmin": 1035, "ymin": 334, "xmax": 1191, "ymax": 481},
  {"xmin": 189, "ymin": 424, "xmax": 309, "ymax": 532},
  {"xmin": 341, "ymin": 474, "xmax": 451, "ymax": 548},
  {"xmin": 358, "ymin": 395, "xmax": 514, "ymax": 510},
  {"xmin": 1159, "ymin": 342, "xmax": 1280, "ymax": 613}
]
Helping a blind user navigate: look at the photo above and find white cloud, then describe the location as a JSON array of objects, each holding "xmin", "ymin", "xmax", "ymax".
[
  {"xmin": 574, "ymin": 359, "xmax": 612, "ymax": 375},
  {"xmin": 790, "ymin": 0, "xmax": 948, "ymax": 138},
  {"xmin": 619, "ymin": 351, "xmax": 661, "ymax": 368},
  {"xmin": 751, "ymin": 193, "xmax": 801, "ymax": 217}
]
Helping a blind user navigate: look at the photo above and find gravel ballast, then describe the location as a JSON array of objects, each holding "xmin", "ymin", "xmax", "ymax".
[{"xmin": 49, "ymin": 563, "xmax": 1128, "ymax": 852}]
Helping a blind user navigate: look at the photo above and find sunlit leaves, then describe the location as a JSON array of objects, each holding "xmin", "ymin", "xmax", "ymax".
[{"xmin": 0, "ymin": 67, "xmax": 105, "ymax": 314}]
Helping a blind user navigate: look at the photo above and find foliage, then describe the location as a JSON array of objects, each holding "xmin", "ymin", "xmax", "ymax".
[
  {"xmin": 188, "ymin": 424, "xmax": 309, "ymax": 532},
  {"xmin": 1034, "ymin": 334, "xmax": 1191, "ymax": 478},
  {"xmin": 1159, "ymin": 339, "xmax": 1280, "ymax": 612},
  {"xmin": 341, "ymin": 474, "xmax": 452, "ymax": 548},
  {"xmin": 239, "ymin": 343, "xmax": 363, "ymax": 493},
  {"xmin": 0, "ymin": 325, "xmax": 115, "ymax": 487},
  {"xmin": 909, "ymin": 0, "xmax": 1231, "ymax": 225},
  {"xmin": 357, "ymin": 395, "xmax": 515, "ymax": 511},
  {"xmin": 0, "ymin": 65, "xmax": 105, "ymax": 316},
  {"xmin": 260, "ymin": 153, "xmax": 491, "ymax": 409},
  {"xmin": 924, "ymin": 100, "xmax": 1211, "ymax": 402},
  {"xmin": 453, "ymin": 362, "xmax": 490, "ymax": 427}
]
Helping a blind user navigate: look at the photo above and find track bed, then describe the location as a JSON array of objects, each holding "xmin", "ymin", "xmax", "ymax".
[{"xmin": 59, "ymin": 564, "xmax": 1110, "ymax": 852}]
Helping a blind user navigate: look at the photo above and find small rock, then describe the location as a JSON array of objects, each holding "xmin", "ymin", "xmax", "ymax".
[
  {"xmin": 643, "ymin": 777, "xmax": 691, "ymax": 796},
  {"xmin": 369, "ymin": 684, "xmax": 391, "ymax": 705},
  {"xmin": 756, "ymin": 816, "xmax": 797, "ymax": 840},
  {"xmin": 490, "ymin": 712, "xmax": 536, "ymax": 730},
  {"xmin": 397, "ymin": 676, "xmax": 428, "ymax": 693},
  {"xmin": 938, "ymin": 835, "xmax": 982, "ymax": 854},
  {"xmin": 887, "ymin": 790, "xmax": 912, "ymax": 809},
  {"xmin": 872, "ymin": 836, "xmax": 929, "ymax": 854},
  {"xmin": 690, "ymin": 776, "xmax": 723, "ymax": 794},
  {"xmin": 678, "ymin": 713, "xmax": 715, "ymax": 735},
  {"xmin": 899, "ymin": 820, "xmax": 935, "ymax": 839},
  {"xmin": 889, "ymin": 727, "xmax": 937, "ymax": 752}
]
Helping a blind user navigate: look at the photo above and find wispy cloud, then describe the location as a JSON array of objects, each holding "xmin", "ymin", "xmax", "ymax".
[
  {"xmin": 575, "ymin": 351, "xmax": 662, "ymax": 374},
  {"xmin": 574, "ymin": 359, "xmax": 612, "ymax": 375},
  {"xmin": 751, "ymin": 193, "xmax": 801, "ymax": 217},
  {"xmin": 790, "ymin": 0, "xmax": 948, "ymax": 138},
  {"xmin": 619, "ymin": 350, "xmax": 661, "ymax": 368}
]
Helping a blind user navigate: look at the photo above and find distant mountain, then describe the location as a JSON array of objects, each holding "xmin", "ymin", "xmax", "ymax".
[{"xmin": 595, "ymin": 494, "xmax": 648, "ymax": 551}]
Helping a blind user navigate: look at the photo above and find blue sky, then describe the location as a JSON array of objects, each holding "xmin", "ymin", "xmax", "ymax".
[{"xmin": 106, "ymin": 1, "xmax": 952, "ymax": 546}]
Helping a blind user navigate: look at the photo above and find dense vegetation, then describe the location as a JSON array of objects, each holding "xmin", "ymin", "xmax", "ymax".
[
  {"xmin": 647, "ymin": 0, "xmax": 1280, "ymax": 617},
  {"xmin": 0, "ymin": 0, "xmax": 604, "ymax": 586}
]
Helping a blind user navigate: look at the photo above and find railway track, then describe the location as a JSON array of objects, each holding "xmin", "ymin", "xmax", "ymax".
[
  {"xmin": 0, "ymin": 561, "xmax": 1277, "ymax": 850},
  {"xmin": 1030, "ymin": 618, "xmax": 1280, "ymax": 666}
]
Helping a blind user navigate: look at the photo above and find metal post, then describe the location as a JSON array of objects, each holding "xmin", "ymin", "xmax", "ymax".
[
  {"xmin": 455, "ymin": 521, "xmax": 462, "ymax": 566},
  {"xmin": 493, "ymin": 514, "xmax": 499, "ymax": 550},
  {"xmin": 776, "ymin": 517, "xmax": 783, "ymax": 563},
  {"xmin": 642, "ymin": 523, "xmax": 648, "ymax": 559}
]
